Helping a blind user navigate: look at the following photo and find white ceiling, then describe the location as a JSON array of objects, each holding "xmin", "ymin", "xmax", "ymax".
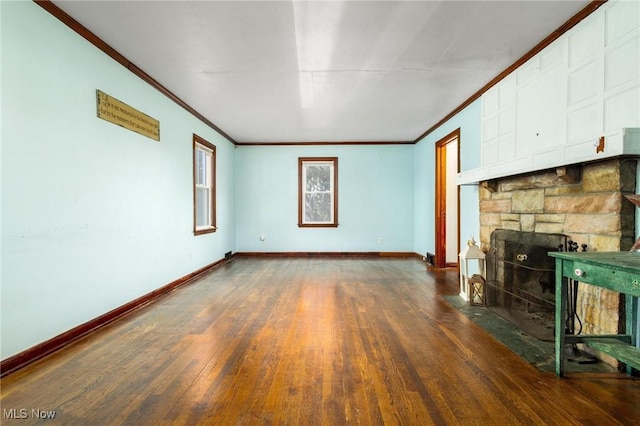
[{"xmin": 52, "ymin": 0, "xmax": 591, "ymax": 143}]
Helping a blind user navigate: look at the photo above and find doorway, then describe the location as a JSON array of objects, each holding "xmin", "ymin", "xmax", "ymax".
[{"xmin": 435, "ymin": 129, "xmax": 460, "ymax": 268}]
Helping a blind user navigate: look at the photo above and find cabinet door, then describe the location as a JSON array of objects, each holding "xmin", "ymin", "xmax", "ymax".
[
  {"xmin": 567, "ymin": 11, "xmax": 604, "ymax": 147},
  {"xmin": 567, "ymin": 59, "xmax": 603, "ymax": 145},
  {"xmin": 603, "ymin": 0, "xmax": 639, "ymax": 133},
  {"xmin": 497, "ymin": 77, "xmax": 516, "ymax": 162},
  {"xmin": 481, "ymin": 76, "xmax": 516, "ymax": 167},
  {"xmin": 515, "ymin": 64, "xmax": 567, "ymax": 156},
  {"xmin": 481, "ymin": 87, "xmax": 499, "ymax": 166}
]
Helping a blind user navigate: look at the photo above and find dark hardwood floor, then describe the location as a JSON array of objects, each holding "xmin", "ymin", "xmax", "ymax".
[{"xmin": 1, "ymin": 257, "xmax": 639, "ymax": 425}]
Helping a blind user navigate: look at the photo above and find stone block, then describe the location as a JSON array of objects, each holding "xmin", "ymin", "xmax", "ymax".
[
  {"xmin": 535, "ymin": 222, "xmax": 564, "ymax": 234},
  {"xmin": 479, "ymin": 226, "xmax": 492, "ymax": 251},
  {"xmin": 480, "ymin": 199, "xmax": 511, "ymax": 213},
  {"xmin": 600, "ymin": 289, "xmax": 622, "ymax": 311},
  {"xmin": 564, "ymin": 214, "xmax": 620, "ymax": 234},
  {"xmin": 620, "ymin": 159, "xmax": 638, "ymax": 193},
  {"xmin": 582, "ymin": 160, "xmax": 621, "ymax": 192},
  {"xmin": 544, "ymin": 185, "xmax": 584, "ymax": 196},
  {"xmin": 501, "ymin": 220, "xmax": 521, "ymax": 231},
  {"xmin": 544, "ymin": 193, "xmax": 621, "ymax": 214},
  {"xmin": 500, "ymin": 175, "xmax": 538, "ymax": 191},
  {"xmin": 578, "ymin": 286, "xmax": 620, "ymax": 334},
  {"xmin": 512, "ymin": 189, "xmax": 544, "ymax": 213},
  {"xmin": 479, "ymin": 186, "xmax": 492, "ymax": 200},
  {"xmin": 500, "ymin": 171, "xmax": 571, "ymax": 191},
  {"xmin": 500, "ymin": 213, "xmax": 520, "ymax": 222},
  {"xmin": 480, "ymin": 213, "xmax": 501, "ymax": 226},
  {"xmin": 589, "ymin": 234, "xmax": 622, "ymax": 251},
  {"xmin": 620, "ymin": 200, "xmax": 636, "ymax": 237},
  {"xmin": 536, "ymin": 214, "xmax": 565, "ymax": 223},
  {"xmin": 491, "ymin": 191, "xmax": 513, "ymax": 200},
  {"xmin": 520, "ymin": 214, "xmax": 535, "ymax": 232}
]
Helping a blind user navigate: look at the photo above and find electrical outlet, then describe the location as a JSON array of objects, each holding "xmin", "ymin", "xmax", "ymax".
[
  {"xmin": 378, "ymin": 237, "xmax": 383, "ymax": 244},
  {"xmin": 260, "ymin": 235, "xmax": 265, "ymax": 241},
  {"xmin": 188, "ymin": 251, "xmax": 193, "ymax": 259}
]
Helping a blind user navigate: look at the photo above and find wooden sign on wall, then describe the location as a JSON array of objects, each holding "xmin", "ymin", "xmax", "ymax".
[{"xmin": 96, "ymin": 90, "xmax": 160, "ymax": 141}]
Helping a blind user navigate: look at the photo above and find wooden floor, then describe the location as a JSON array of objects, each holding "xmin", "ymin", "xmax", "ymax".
[{"xmin": 1, "ymin": 257, "xmax": 639, "ymax": 425}]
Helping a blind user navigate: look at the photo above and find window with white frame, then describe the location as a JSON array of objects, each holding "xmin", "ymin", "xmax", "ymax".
[
  {"xmin": 298, "ymin": 157, "xmax": 338, "ymax": 227},
  {"xmin": 193, "ymin": 134, "xmax": 216, "ymax": 235}
]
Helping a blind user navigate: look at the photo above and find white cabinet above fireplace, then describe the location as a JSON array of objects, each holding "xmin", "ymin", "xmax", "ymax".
[{"xmin": 458, "ymin": 0, "xmax": 639, "ymax": 185}]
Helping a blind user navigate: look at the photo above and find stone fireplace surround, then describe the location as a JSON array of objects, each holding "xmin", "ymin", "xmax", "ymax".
[{"xmin": 478, "ymin": 158, "xmax": 637, "ymax": 365}]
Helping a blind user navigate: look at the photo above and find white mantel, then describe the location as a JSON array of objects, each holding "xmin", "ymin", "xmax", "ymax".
[{"xmin": 458, "ymin": 128, "xmax": 640, "ymax": 185}]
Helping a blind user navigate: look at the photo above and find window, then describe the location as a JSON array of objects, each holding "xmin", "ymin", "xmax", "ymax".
[
  {"xmin": 193, "ymin": 134, "xmax": 216, "ymax": 235},
  {"xmin": 298, "ymin": 157, "xmax": 338, "ymax": 227}
]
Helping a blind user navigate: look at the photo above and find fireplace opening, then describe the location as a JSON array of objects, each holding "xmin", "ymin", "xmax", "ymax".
[{"xmin": 486, "ymin": 229, "xmax": 567, "ymax": 341}]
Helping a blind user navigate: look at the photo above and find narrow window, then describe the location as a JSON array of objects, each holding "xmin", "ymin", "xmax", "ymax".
[
  {"xmin": 298, "ymin": 157, "xmax": 338, "ymax": 227},
  {"xmin": 193, "ymin": 134, "xmax": 216, "ymax": 235}
]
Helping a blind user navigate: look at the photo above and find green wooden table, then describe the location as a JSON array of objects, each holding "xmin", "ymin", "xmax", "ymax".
[{"xmin": 548, "ymin": 251, "xmax": 640, "ymax": 376}]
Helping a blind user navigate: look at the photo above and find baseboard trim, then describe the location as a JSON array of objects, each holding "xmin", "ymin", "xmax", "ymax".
[
  {"xmin": 236, "ymin": 251, "xmax": 423, "ymax": 259},
  {"xmin": 0, "ymin": 255, "xmax": 235, "ymax": 378}
]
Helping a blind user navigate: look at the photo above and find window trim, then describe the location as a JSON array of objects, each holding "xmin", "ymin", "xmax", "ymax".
[
  {"xmin": 298, "ymin": 157, "xmax": 338, "ymax": 228},
  {"xmin": 193, "ymin": 134, "xmax": 217, "ymax": 235}
]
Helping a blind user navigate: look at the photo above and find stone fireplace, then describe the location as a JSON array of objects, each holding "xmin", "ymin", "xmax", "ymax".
[{"xmin": 478, "ymin": 158, "xmax": 637, "ymax": 364}]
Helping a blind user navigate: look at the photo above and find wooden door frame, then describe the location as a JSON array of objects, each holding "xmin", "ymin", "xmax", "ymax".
[{"xmin": 435, "ymin": 128, "xmax": 461, "ymax": 268}]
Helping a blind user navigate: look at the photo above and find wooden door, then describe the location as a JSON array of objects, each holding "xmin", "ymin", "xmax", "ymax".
[{"xmin": 435, "ymin": 129, "xmax": 460, "ymax": 268}]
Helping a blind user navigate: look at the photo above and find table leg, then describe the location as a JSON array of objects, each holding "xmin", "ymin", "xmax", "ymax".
[
  {"xmin": 555, "ymin": 258, "xmax": 568, "ymax": 377},
  {"xmin": 626, "ymin": 294, "xmax": 638, "ymax": 375}
]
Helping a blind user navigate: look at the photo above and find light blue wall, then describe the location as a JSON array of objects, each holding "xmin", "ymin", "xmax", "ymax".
[
  {"xmin": 235, "ymin": 145, "xmax": 414, "ymax": 252},
  {"xmin": 1, "ymin": 2, "xmax": 235, "ymax": 359},
  {"xmin": 413, "ymin": 100, "xmax": 482, "ymax": 257}
]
